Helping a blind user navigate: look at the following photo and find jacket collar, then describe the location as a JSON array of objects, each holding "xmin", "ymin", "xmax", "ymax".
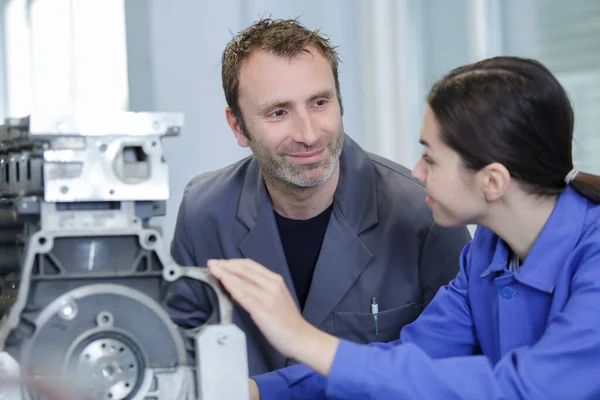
[{"xmin": 480, "ymin": 187, "xmax": 587, "ymax": 293}]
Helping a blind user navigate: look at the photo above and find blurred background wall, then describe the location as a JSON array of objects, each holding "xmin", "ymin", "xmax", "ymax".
[{"xmin": 1, "ymin": 0, "xmax": 599, "ymax": 242}]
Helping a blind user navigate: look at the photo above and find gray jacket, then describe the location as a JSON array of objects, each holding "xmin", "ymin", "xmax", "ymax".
[{"xmin": 166, "ymin": 134, "xmax": 471, "ymax": 375}]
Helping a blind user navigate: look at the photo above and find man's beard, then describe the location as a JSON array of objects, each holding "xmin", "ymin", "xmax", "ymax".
[{"xmin": 247, "ymin": 125, "xmax": 344, "ymax": 189}]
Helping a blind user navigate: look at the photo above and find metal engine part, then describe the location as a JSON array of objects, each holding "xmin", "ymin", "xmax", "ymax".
[{"xmin": 0, "ymin": 113, "xmax": 249, "ymax": 400}]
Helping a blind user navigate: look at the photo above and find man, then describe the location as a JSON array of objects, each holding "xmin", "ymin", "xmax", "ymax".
[{"xmin": 166, "ymin": 18, "xmax": 471, "ymax": 376}]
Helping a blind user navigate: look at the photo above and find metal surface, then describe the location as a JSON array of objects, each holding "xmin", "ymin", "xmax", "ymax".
[
  {"xmin": 165, "ymin": 265, "xmax": 233, "ymax": 325},
  {"xmin": 0, "ymin": 113, "xmax": 182, "ymax": 203},
  {"xmin": 0, "ymin": 112, "xmax": 249, "ymax": 400},
  {"xmin": 76, "ymin": 337, "xmax": 140, "ymax": 400},
  {"xmin": 195, "ymin": 324, "xmax": 250, "ymax": 400},
  {"xmin": 0, "ymin": 113, "xmax": 183, "ymax": 139},
  {"xmin": 0, "ymin": 351, "xmax": 21, "ymax": 399}
]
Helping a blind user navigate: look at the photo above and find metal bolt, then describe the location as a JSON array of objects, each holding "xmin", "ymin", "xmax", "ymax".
[
  {"xmin": 97, "ymin": 312, "xmax": 114, "ymax": 327},
  {"xmin": 62, "ymin": 304, "xmax": 73, "ymax": 316},
  {"xmin": 59, "ymin": 302, "xmax": 77, "ymax": 320},
  {"xmin": 217, "ymin": 333, "xmax": 228, "ymax": 345}
]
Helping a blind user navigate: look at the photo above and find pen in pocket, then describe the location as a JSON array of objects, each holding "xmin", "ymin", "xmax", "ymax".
[{"xmin": 371, "ymin": 297, "xmax": 379, "ymax": 336}]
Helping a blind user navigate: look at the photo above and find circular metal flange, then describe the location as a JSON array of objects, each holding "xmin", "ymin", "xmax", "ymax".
[{"xmin": 71, "ymin": 334, "xmax": 143, "ymax": 400}]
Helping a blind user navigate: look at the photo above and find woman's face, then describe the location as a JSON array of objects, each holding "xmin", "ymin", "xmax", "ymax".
[{"xmin": 411, "ymin": 106, "xmax": 486, "ymax": 227}]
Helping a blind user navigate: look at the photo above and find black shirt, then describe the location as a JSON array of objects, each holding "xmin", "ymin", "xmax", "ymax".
[{"xmin": 274, "ymin": 204, "xmax": 334, "ymax": 310}]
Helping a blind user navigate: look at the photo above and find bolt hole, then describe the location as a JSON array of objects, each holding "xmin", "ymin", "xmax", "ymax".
[
  {"xmin": 84, "ymin": 354, "xmax": 90, "ymax": 360},
  {"xmin": 152, "ymin": 141, "xmax": 157, "ymax": 147},
  {"xmin": 99, "ymin": 144, "xmax": 107, "ymax": 152},
  {"xmin": 101, "ymin": 343, "xmax": 106, "ymax": 349},
  {"xmin": 38, "ymin": 237, "xmax": 46, "ymax": 245},
  {"xmin": 129, "ymin": 364, "xmax": 134, "ymax": 369},
  {"xmin": 125, "ymin": 383, "xmax": 130, "ymax": 388},
  {"xmin": 109, "ymin": 189, "xmax": 115, "ymax": 195},
  {"xmin": 119, "ymin": 347, "xmax": 125, "ymax": 352},
  {"xmin": 169, "ymin": 270, "xmax": 175, "ymax": 276},
  {"xmin": 108, "ymin": 393, "xmax": 113, "ymax": 399},
  {"xmin": 147, "ymin": 234, "xmax": 156, "ymax": 243}
]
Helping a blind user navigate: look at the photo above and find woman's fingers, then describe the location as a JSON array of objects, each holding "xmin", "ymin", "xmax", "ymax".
[
  {"xmin": 207, "ymin": 259, "xmax": 308, "ymax": 359},
  {"xmin": 208, "ymin": 258, "xmax": 280, "ymax": 286},
  {"xmin": 217, "ymin": 268, "xmax": 267, "ymax": 316},
  {"xmin": 211, "ymin": 260, "xmax": 289, "ymax": 305},
  {"xmin": 209, "ymin": 259, "xmax": 292, "ymax": 321}
]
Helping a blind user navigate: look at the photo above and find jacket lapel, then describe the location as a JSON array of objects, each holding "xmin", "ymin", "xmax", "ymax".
[
  {"xmin": 302, "ymin": 135, "xmax": 378, "ymax": 328},
  {"xmin": 301, "ymin": 208, "xmax": 374, "ymax": 328},
  {"xmin": 236, "ymin": 158, "xmax": 300, "ymax": 309}
]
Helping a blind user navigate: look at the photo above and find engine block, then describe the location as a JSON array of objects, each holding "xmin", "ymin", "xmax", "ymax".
[{"xmin": 0, "ymin": 113, "xmax": 249, "ymax": 400}]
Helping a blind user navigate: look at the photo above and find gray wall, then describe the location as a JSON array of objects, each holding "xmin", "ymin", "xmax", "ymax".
[{"xmin": 125, "ymin": 0, "xmax": 363, "ymax": 243}]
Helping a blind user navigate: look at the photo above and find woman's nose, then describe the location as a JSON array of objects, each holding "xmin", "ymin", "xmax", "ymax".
[{"xmin": 411, "ymin": 158, "xmax": 427, "ymax": 183}]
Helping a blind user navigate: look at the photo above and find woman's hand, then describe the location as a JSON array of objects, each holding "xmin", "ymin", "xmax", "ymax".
[
  {"xmin": 249, "ymin": 378, "xmax": 260, "ymax": 400},
  {"xmin": 207, "ymin": 258, "xmax": 339, "ymax": 376},
  {"xmin": 207, "ymin": 258, "xmax": 309, "ymax": 358}
]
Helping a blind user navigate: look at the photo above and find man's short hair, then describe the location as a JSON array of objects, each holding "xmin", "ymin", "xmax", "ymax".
[{"xmin": 221, "ymin": 17, "xmax": 343, "ymax": 136}]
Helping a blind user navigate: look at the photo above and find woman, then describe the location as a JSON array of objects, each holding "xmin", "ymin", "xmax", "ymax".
[{"xmin": 208, "ymin": 56, "xmax": 600, "ymax": 399}]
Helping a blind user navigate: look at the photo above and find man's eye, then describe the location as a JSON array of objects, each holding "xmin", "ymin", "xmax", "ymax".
[
  {"xmin": 271, "ymin": 110, "xmax": 285, "ymax": 117},
  {"xmin": 315, "ymin": 99, "xmax": 326, "ymax": 107}
]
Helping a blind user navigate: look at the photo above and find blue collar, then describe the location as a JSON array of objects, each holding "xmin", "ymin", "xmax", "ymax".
[{"xmin": 480, "ymin": 187, "xmax": 587, "ymax": 293}]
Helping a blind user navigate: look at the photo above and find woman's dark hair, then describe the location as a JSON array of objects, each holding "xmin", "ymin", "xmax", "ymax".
[{"xmin": 427, "ymin": 56, "xmax": 600, "ymax": 203}]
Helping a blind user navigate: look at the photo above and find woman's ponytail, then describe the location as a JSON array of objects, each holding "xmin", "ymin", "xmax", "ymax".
[{"xmin": 569, "ymin": 171, "xmax": 600, "ymax": 204}]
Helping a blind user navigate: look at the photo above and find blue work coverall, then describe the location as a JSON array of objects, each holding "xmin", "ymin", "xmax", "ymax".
[{"xmin": 254, "ymin": 186, "xmax": 600, "ymax": 399}]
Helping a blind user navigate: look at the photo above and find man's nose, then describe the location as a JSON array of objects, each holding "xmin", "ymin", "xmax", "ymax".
[{"xmin": 291, "ymin": 111, "xmax": 318, "ymax": 147}]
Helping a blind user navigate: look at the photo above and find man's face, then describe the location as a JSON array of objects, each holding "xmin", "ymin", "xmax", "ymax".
[{"xmin": 230, "ymin": 48, "xmax": 344, "ymax": 188}]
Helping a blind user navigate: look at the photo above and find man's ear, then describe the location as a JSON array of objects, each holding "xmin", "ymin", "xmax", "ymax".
[
  {"xmin": 478, "ymin": 162, "xmax": 511, "ymax": 202},
  {"xmin": 225, "ymin": 107, "xmax": 249, "ymax": 148}
]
